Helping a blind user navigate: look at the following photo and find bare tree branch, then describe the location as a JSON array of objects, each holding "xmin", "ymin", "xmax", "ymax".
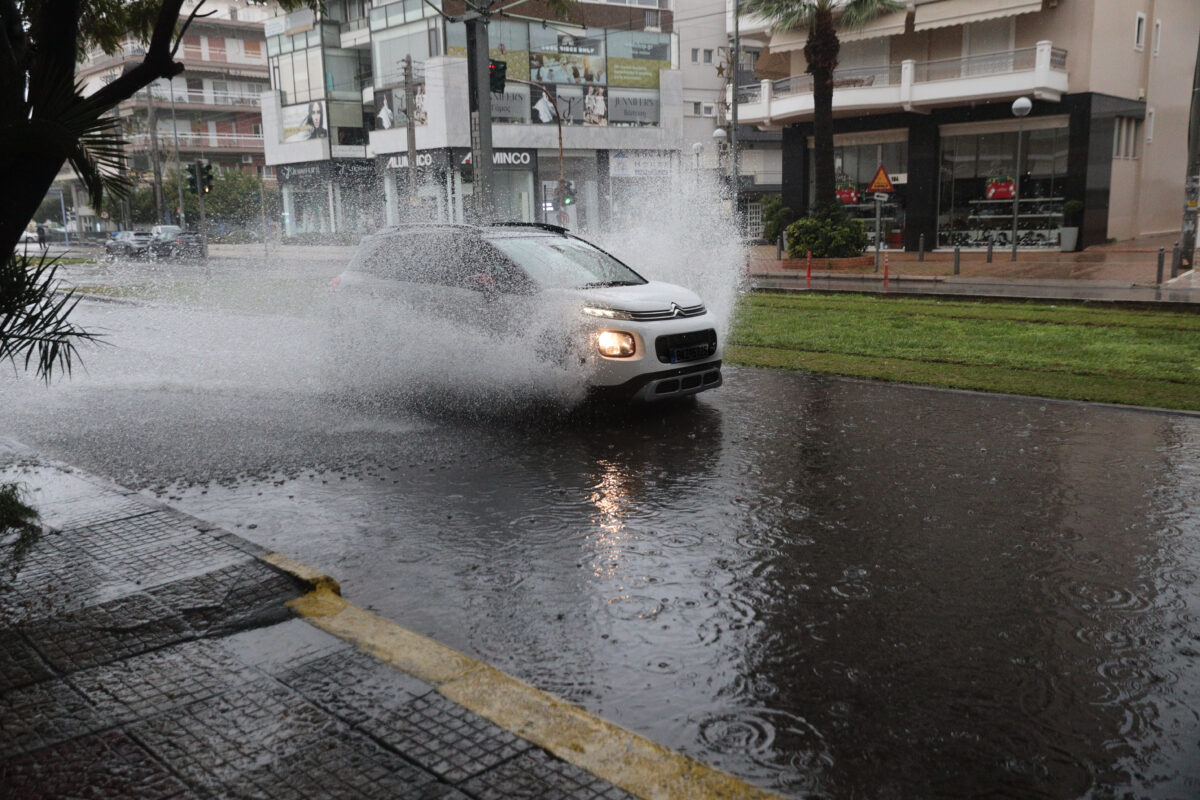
[
  {"xmin": 86, "ymin": 0, "xmax": 189, "ymax": 110},
  {"xmin": 171, "ymin": 4, "xmax": 219, "ymax": 59}
]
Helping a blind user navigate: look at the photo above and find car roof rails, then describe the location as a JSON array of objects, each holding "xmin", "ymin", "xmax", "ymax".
[{"xmin": 487, "ymin": 221, "xmax": 568, "ymax": 234}]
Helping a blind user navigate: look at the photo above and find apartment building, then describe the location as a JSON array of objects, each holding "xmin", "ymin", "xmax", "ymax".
[
  {"xmin": 66, "ymin": 0, "xmax": 276, "ymax": 230},
  {"xmin": 261, "ymin": 0, "xmax": 683, "ymax": 237},
  {"xmin": 735, "ymin": 0, "xmax": 1200, "ymax": 251}
]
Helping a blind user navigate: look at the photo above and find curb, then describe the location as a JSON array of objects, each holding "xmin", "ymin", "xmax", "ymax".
[{"xmin": 266, "ymin": 554, "xmax": 784, "ymax": 800}]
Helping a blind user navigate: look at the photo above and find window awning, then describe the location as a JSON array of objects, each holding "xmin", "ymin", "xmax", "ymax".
[
  {"xmin": 769, "ymin": 10, "xmax": 909, "ymax": 53},
  {"xmin": 913, "ymin": 0, "xmax": 1043, "ymax": 32}
]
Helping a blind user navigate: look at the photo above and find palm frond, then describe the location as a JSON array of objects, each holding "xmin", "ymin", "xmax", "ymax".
[
  {"xmin": 839, "ymin": 0, "xmax": 906, "ymax": 29},
  {"xmin": 0, "ymin": 251, "xmax": 103, "ymax": 381}
]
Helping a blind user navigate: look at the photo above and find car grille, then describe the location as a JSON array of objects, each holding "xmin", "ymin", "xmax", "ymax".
[
  {"xmin": 655, "ymin": 329, "xmax": 717, "ymax": 364},
  {"xmin": 628, "ymin": 303, "xmax": 707, "ymax": 322}
]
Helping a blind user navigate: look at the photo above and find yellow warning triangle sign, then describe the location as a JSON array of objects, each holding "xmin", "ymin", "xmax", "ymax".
[{"xmin": 868, "ymin": 165, "xmax": 894, "ymax": 193}]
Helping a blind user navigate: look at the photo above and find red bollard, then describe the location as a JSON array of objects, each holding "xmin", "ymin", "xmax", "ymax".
[
  {"xmin": 884, "ymin": 250, "xmax": 889, "ymax": 291},
  {"xmin": 806, "ymin": 250, "xmax": 812, "ymax": 289}
]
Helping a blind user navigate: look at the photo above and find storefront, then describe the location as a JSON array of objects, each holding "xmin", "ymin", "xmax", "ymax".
[
  {"xmin": 808, "ymin": 131, "xmax": 908, "ymax": 249},
  {"xmin": 937, "ymin": 118, "xmax": 1070, "ymax": 249},
  {"xmin": 780, "ymin": 94, "xmax": 1144, "ymax": 251},
  {"xmin": 278, "ymin": 159, "xmax": 377, "ymax": 237},
  {"xmin": 379, "ymin": 148, "xmax": 454, "ymax": 224}
]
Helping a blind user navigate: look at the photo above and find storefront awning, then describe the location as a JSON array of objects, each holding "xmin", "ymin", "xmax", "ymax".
[
  {"xmin": 913, "ymin": 0, "xmax": 1043, "ymax": 32},
  {"xmin": 769, "ymin": 10, "xmax": 908, "ymax": 53}
]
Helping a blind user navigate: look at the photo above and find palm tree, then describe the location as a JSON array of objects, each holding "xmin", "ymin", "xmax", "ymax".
[{"xmin": 743, "ymin": 0, "xmax": 904, "ymax": 209}]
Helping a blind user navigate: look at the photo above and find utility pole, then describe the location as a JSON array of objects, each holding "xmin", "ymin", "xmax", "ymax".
[
  {"xmin": 1179, "ymin": 30, "xmax": 1200, "ymax": 273},
  {"xmin": 464, "ymin": 13, "xmax": 495, "ymax": 221},
  {"xmin": 730, "ymin": 0, "xmax": 740, "ymax": 222},
  {"xmin": 403, "ymin": 55, "xmax": 419, "ymax": 207},
  {"xmin": 145, "ymin": 86, "xmax": 166, "ymax": 224},
  {"xmin": 169, "ymin": 76, "xmax": 185, "ymax": 228}
]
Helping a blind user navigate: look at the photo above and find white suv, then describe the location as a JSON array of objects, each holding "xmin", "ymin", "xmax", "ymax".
[{"xmin": 332, "ymin": 223, "xmax": 722, "ymax": 402}]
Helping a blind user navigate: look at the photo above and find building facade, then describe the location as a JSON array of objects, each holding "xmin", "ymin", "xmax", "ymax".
[
  {"xmin": 68, "ymin": 0, "xmax": 276, "ymax": 231},
  {"xmin": 261, "ymin": 0, "xmax": 689, "ymax": 238},
  {"xmin": 735, "ymin": 0, "xmax": 1200, "ymax": 251}
]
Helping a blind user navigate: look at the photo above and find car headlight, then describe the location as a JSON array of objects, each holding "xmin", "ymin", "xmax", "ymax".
[
  {"xmin": 597, "ymin": 330, "xmax": 636, "ymax": 358},
  {"xmin": 582, "ymin": 306, "xmax": 633, "ymax": 320}
]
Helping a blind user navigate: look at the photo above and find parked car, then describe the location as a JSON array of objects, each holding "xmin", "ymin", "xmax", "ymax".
[
  {"xmin": 103, "ymin": 230, "xmax": 153, "ymax": 260},
  {"xmin": 331, "ymin": 222, "xmax": 722, "ymax": 403},
  {"xmin": 150, "ymin": 229, "xmax": 208, "ymax": 260}
]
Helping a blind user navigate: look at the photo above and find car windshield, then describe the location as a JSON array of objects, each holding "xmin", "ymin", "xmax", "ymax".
[{"xmin": 487, "ymin": 235, "xmax": 646, "ymax": 290}]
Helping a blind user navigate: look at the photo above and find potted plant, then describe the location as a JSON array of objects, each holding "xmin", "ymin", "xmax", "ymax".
[{"xmin": 1060, "ymin": 199, "xmax": 1084, "ymax": 252}]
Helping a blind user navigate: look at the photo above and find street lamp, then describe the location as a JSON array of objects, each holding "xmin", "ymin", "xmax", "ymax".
[
  {"xmin": 712, "ymin": 127, "xmax": 727, "ymax": 177},
  {"xmin": 1011, "ymin": 96, "xmax": 1032, "ymax": 261},
  {"xmin": 692, "ymin": 141, "xmax": 704, "ymax": 171}
]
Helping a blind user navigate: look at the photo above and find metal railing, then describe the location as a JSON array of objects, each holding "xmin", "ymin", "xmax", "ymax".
[
  {"xmin": 767, "ymin": 63, "xmax": 902, "ymax": 99},
  {"xmin": 143, "ymin": 88, "xmax": 265, "ymax": 107},
  {"xmin": 128, "ymin": 132, "xmax": 264, "ymax": 150},
  {"xmin": 914, "ymin": 47, "xmax": 1038, "ymax": 82}
]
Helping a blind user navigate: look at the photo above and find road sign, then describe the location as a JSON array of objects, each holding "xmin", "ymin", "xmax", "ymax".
[
  {"xmin": 873, "ymin": 192, "xmax": 890, "ymax": 202},
  {"xmin": 868, "ymin": 165, "xmax": 894, "ymax": 193}
]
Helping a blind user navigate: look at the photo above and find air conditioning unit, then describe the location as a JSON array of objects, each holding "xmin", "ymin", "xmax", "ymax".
[{"xmin": 241, "ymin": 154, "xmax": 254, "ymax": 164}]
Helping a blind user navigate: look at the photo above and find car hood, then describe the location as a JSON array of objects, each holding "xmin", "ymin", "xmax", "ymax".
[{"xmin": 575, "ymin": 280, "xmax": 704, "ymax": 313}]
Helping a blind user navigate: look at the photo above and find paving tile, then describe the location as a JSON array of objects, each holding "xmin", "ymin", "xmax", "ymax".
[
  {"xmin": 21, "ymin": 592, "xmax": 194, "ymax": 672},
  {"xmin": 276, "ymin": 649, "xmax": 432, "ymax": 727},
  {"xmin": 0, "ymin": 530, "xmax": 132, "ymax": 625},
  {"xmin": 358, "ymin": 691, "xmax": 533, "ymax": 784},
  {"xmin": 49, "ymin": 494, "xmax": 163, "ymax": 533},
  {"xmin": 70, "ymin": 512, "xmax": 249, "ymax": 589},
  {"xmin": 223, "ymin": 731, "xmax": 469, "ymax": 800},
  {"xmin": 0, "ymin": 630, "xmax": 55, "ymax": 693},
  {"xmin": 129, "ymin": 679, "xmax": 342, "ymax": 792},
  {"xmin": 461, "ymin": 748, "xmax": 641, "ymax": 800},
  {"xmin": 0, "ymin": 679, "xmax": 106, "ymax": 759},
  {"xmin": 222, "ymin": 618, "xmax": 352, "ymax": 677},
  {"xmin": 67, "ymin": 638, "xmax": 260, "ymax": 724},
  {"xmin": 145, "ymin": 559, "xmax": 304, "ymax": 636},
  {"xmin": 0, "ymin": 729, "xmax": 198, "ymax": 800}
]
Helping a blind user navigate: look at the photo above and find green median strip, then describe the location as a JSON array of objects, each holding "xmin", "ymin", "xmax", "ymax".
[{"xmin": 728, "ymin": 293, "xmax": 1200, "ymax": 411}]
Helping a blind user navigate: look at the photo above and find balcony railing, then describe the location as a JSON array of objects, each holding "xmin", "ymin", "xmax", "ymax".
[
  {"xmin": 737, "ymin": 41, "xmax": 1070, "ymax": 125},
  {"xmin": 139, "ymin": 88, "xmax": 265, "ymax": 107},
  {"xmin": 128, "ymin": 132, "xmax": 265, "ymax": 150}
]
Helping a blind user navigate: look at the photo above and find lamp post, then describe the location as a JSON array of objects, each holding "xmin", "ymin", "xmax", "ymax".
[
  {"xmin": 712, "ymin": 127, "xmax": 727, "ymax": 188},
  {"xmin": 692, "ymin": 141, "xmax": 704, "ymax": 171},
  {"xmin": 1011, "ymin": 96, "xmax": 1032, "ymax": 261}
]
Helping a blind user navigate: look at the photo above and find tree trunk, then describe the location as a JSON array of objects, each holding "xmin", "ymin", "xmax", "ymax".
[
  {"xmin": 0, "ymin": 155, "xmax": 68, "ymax": 251},
  {"xmin": 805, "ymin": 7, "xmax": 840, "ymax": 210}
]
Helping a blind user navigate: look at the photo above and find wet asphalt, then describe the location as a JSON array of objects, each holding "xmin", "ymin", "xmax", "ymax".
[{"xmin": 2, "ymin": 267, "xmax": 1199, "ymax": 797}]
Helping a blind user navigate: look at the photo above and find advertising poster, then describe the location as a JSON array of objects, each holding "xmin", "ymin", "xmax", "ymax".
[
  {"xmin": 608, "ymin": 91, "xmax": 659, "ymax": 125},
  {"xmin": 529, "ymin": 84, "xmax": 607, "ymax": 126},
  {"xmin": 530, "ymin": 84, "xmax": 561, "ymax": 124},
  {"xmin": 373, "ymin": 86, "xmax": 427, "ymax": 130},
  {"xmin": 281, "ymin": 100, "xmax": 328, "ymax": 142},
  {"xmin": 607, "ymin": 31, "xmax": 671, "ymax": 88},
  {"xmin": 530, "ymin": 34, "xmax": 605, "ymax": 86}
]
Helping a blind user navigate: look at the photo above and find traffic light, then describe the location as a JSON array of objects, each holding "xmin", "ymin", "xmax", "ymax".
[
  {"xmin": 185, "ymin": 163, "xmax": 198, "ymax": 195},
  {"xmin": 488, "ymin": 59, "xmax": 506, "ymax": 93},
  {"xmin": 200, "ymin": 162, "xmax": 214, "ymax": 194},
  {"xmin": 562, "ymin": 180, "xmax": 575, "ymax": 205}
]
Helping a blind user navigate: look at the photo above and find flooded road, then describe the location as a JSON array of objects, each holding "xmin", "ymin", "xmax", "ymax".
[{"xmin": 3, "ymin": 292, "xmax": 1199, "ymax": 798}]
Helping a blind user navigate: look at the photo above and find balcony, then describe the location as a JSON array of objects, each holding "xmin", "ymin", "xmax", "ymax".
[
  {"xmin": 128, "ymin": 88, "xmax": 266, "ymax": 111},
  {"xmin": 128, "ymin": 132, "xmax": 265, "ymax": 152},
  {"xmin": 736, "ymin": 41, "xmax": 1069, "ymax": 127}
]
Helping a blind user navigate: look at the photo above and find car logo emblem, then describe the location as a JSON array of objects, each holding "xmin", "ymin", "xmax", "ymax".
[{"xmin": 670, "ymin": 303, "xmax": 682, "ymax": 317}]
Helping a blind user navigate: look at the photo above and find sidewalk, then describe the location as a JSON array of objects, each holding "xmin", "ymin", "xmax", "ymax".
[
  {"xmin": 0, "ymin": 440, "xmax": 779, "ymax": 800},
  {"xmin": 750, "ymin": 239, "xmax": 1200, "ymax": 304}
]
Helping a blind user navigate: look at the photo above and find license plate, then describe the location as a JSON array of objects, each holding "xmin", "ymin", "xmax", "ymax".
[{"xmin": 670, "ymin": 344, "xmax": 709, "ymax": 363}]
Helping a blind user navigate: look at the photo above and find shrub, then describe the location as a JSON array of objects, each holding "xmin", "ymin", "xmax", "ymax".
[
  {"xmin": 1062, "ymin": 199, "xmax": 1084, "ymax": 227},
  {"xmin": 785, "ymin": 203, "xmax": 868, "ymax": 258}
]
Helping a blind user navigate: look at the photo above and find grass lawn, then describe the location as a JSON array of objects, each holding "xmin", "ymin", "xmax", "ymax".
[{"xmin": 728, "ymin": 292, "xmax": 1200, "ymax": 411}]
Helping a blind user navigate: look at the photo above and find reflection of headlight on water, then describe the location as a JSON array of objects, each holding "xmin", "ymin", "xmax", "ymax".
[{"xmin": 596, "ymin": 330, "xmax": 635, "ymax": 358}]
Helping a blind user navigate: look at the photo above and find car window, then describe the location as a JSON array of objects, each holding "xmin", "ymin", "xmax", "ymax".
[
  {"xmin": 349, "ymin": 231, "xmax": 526, "ymax": 290},
  {"xmin": 487, "ymin": 235, "xmax": 646, "ymax": 290}
]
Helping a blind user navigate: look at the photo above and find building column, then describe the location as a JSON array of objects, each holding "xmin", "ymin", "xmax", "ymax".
[
  {"xmin": 384, "ymin": 170, "xmax": 399, "ymax": 226},
  {"xmin": 905, "ymin": 115, "xmax": 939, "ymax": 251},
  {"xmin": 327, "ymin": 180, "xmax": 338, "ymax": 234}
]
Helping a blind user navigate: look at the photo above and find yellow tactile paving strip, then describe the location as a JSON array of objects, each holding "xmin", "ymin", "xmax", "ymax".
[{"xmin": 263, "ymin": 552, "xmax": 785, "ymax": 800}]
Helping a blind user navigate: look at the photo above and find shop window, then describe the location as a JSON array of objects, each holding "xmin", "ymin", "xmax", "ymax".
[
  {"xmin": 937, "ymin": 125, "xmax": 1070, "ymax": 250},
  {"xmin": 1134, "ymin": 13, "xmax": 1146, "ymax": 51}
]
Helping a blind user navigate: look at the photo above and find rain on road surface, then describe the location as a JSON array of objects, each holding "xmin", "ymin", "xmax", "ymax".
[{"xmin": 3, "ymin": 266, "xmax": 1199, "ymax": 798}]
